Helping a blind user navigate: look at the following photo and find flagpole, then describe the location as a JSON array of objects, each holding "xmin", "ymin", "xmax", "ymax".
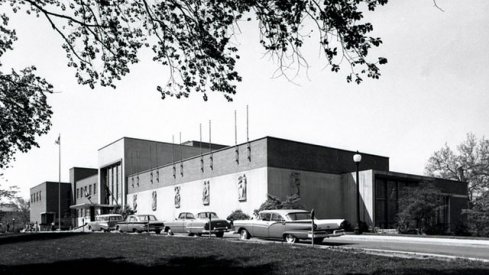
[{"xmin": 58, "ymin": 134, "xmax": 61, "ymax": 231}]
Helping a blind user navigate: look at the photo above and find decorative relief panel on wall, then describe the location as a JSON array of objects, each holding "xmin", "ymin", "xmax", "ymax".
[
  {"xmin": 202, "ymin": 181, "xmax": 210, "ymax": 205},
  {"xmin": 131, "ymin": 177, "xmax": 134, "ymax": 188},
  {"xmin": 133, "ymin": 194, "xmax": 138, "ymax": 212},
  {"xmin": 156, "ymin": 170, "xmax": 159, "ymax": 183},
  {"xmin": 289, "ymin": 172, "xmax": 301, "ymax": 196},
  {"xmin": 174, "ymin": 186, "xmax": 181, "ymax": 208},
  {"xmin": 150, "ymin": 172, "xmax": 153, "ymax": 184},
  {"xmin": 152, "ymin": 191, "xmax": 157, "ymax": 211},
  {"xmin": 238, "ymin": 174, "xmax": 247, "ymax": 202}
]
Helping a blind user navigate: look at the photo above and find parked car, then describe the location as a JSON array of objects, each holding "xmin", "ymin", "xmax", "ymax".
[
  {"xmin": 116, "ymin": 214, "xmax": 164, "ymax": 234},
  {"xmin": 87, "ymin": 214, "xmax": 123, "ymax": 232},
  {"xmin": 233, "ymin": 209, "xmax": 345, "ymax": 244},
  {"xmin": 164, "ymin": 211, "xmax": 231, "ymax": 237}
]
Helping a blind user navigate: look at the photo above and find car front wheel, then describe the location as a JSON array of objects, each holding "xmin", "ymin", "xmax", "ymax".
[
  {"xmin": 215, "ymin": 232, "xmax": 224, "ymax": 238},
  {"xmin": 285, "ymin": 234, "xmax": 297, "ymax": 244},
  {"xmin": 239, "ymin": 229, "xmax": 250, "ymax": 240}
]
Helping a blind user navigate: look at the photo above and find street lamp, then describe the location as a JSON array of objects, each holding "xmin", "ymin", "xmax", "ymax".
[
  {"xmin": 353, "ymin": 151, "xmax": 362, "ymax": 234},
  {"xmin": 12, "ymin": 218, "xmax": 15, "ymax": 233}
]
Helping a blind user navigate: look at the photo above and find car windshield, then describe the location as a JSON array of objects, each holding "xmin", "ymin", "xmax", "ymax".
[
  {"xmin": 286, "ymin": 212, "xmax": 311, "ymax": 220},
  {"xmin": 138, "ymin": 215, "xmax": 157, "ymax": 221},
  {"xmin": 197, "ymin": 212, "xmax": 218, "ymax": 219}
]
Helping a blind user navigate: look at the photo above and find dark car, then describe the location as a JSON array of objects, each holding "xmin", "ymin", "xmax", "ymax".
[{"xmin": 116, "ymin": 214, "xmax": 164, "ymax": 234}]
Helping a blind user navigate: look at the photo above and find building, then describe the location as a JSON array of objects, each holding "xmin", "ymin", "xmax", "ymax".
[
  {"xmin": 30, "ymin": 136, "xmax": 468, "ymax": 232},
  {"xmin": 69, "ymin": 167, "xmax": 102, "ymax": 227},
  {"xmin": 119, "ymin": 136, "xmax": 467, "ymax": 232},
  {"xmin": 29, "ymin": 181, "xmax": 71, "ymax": 229}
]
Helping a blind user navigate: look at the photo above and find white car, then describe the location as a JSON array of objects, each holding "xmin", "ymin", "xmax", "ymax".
[{"xmin": 233, "ymin": 209, "xmax": 345, "ymax": 244}]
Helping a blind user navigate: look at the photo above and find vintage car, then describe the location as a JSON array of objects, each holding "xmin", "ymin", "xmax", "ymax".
[
  {"xmin": 87, "ymin": 214, "xmax": 123, "ymax": 232},
  {"xmin": 164, "ymin": 211, "xmax": 231, "ymax": 237},
  {"xmin": 232, "ymin": 209, "xmax": 345, "ymax": 244},
  {"xmin": 116, "ymin": 214, "xmax": 164, "ymax": 234}
]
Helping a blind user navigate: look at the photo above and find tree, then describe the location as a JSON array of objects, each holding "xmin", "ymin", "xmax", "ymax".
[
  {"xmin": 463, "ymin": 191, "xmax": 489, "ymax": 237},
  {"xmin": 0, "ymin": 183, "xmax": 18, "ymax": 202},
  {"xmin": 0, "ymin": 67, "xmax": 53, "ymax": 169},
  {"xmin": 0, "ymin": 0, "xmax": 389, "ymax": 168},
  {"xmin": 425, "ymin": 133, "xmax": 489, "ymax": 202},
  {"xmin": 396, "ymin": 182, "xmax": 445, "ymax": 234}
]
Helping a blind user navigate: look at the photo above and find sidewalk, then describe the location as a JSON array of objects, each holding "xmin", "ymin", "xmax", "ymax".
[{"xmin": 339, "ymin": 234, "xmax": 489, "ymax": 246}]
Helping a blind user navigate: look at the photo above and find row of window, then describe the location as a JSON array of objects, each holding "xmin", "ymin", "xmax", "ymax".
[
  {"xmin": 30, "ymin": 191, "xmax": 41, "ymax": 203},
  {"xmin": 76, "ymin": 183, "xmax": 97, "ymax": 199}
]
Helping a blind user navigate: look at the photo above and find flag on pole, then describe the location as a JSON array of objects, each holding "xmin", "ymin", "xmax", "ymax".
[
  {"xmin": 84, "ymin": 189, "xmax": 91, "ymax": 200},
  {"xmin": 55, "ymin": 135, "xmax": 60, "ymax": 145}
]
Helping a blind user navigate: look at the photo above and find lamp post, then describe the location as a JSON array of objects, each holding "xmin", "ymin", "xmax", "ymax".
[
  {"xmin": 55, "ymin": 134, "xmax": 61, "ymax": 231},
  {"xmin": 12, "ymin": 218, "xmax": 15, "ymax": 233},
  {"xmin": 353, "ymin": 151, "xmax": 362, "ymax": 234}
]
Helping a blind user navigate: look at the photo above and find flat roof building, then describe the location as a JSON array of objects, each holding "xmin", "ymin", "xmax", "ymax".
[{"xmin": 30, "ymin": 135, "xmax": 468, "ymax": 233}]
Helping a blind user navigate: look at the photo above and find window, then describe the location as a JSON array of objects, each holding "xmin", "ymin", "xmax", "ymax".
[
  {"xmin": 197, "ymin": 212, "xmax": 217, "ymax": 219},
  {"xmin": 186, "ymin": 213, "xmax": 195, "ymax": 220},
  {"xmin": 39, "ymin": 191, "xmax": 41, "ymax": 201},
  {"xmin": 84, "ymin": 186, "xmax": 87, "ymax": 196},
  {"xmin": 271, "ymin": 213, "xmax": 284, "ymax": 222},
  {"xmin": 89, "ymin": 185, "xmax": 92, "ymax": 195},
  {"xmin": 259, "ymin": 213, "xmax": 271, "ymax": 221},
  {"xmin": 93, "ymin": 183, "xmax": 96, "ymax": 194},
  {"xmin": 287, "ymin": 212, "xmax": 312, "ymax": 221}
]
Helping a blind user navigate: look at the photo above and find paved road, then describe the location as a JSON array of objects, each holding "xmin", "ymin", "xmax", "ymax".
[
  {"xmin": 214, "ymin": 232, "xmax": 489, "ymax": 262},
  {"xmin": 319, "ymin": 235, "xmax": 489, "ymax": 261}
]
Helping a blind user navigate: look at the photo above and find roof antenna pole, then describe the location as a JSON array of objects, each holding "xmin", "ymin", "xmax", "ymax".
[
  {"xmin": 247, "ymin": 105, "xmax": 251, "ymax": 161},
  {"xmin": 209, "ymin": 120, "xmax": 213, "ymax": 170},
  {"xmin": 235, "ymin": 110, "xmax": 239, "ymax": 164}
]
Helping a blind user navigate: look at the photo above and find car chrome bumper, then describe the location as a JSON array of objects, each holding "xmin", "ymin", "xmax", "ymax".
[
  {"xmin": 201, "ymin": 227, "xmax": 229, "ymax": 233},
  {"xmin": 307, "ymin": 229, "xmax": 345, "ymax": 238}
]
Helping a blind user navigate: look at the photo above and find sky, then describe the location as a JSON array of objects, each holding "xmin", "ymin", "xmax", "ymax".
[{"xmin": 1, "ymin": 0, "xmax": 489, "ymax": 199}]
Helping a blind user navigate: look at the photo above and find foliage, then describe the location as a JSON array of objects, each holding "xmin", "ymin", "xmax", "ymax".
[
  {"xmin": 425, "ymin": 133, "xmax": 489, "ymax": 202},
  {"xmin": 2, "ymin": 0, "xmax": 388, "ymax": 101},
  {"xmin": 0, "ymin": 184, "xmax": 18, "ymax": 201},
  {"xmin": 0, "ymin": 0, "xmax": 389, "ymax": 168},
  {"xmin": 0, "ymin": 66, "xmax": 53, "ymax": 169},
  {"xmin": 226, "ymin": 209, "xmax": 250, "ymax": 221},
  {"xmin": 463, "ymin": 191, "xmax": 489, "ymax": 237},
  {"xmin": 396, "ymin": 182, "xmax": 445, "ymax": 234},
  {"xmin": 114, "ymin": 204, "xmax": 135, "ymax": 220},
  {"xmin": 254, "ymin": 193, "xmax": 304, "ymax": 216}
]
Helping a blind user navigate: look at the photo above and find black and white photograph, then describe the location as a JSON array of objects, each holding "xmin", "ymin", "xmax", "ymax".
[{"xmin": 1, "ymin": 1, "xmax": 489, "ymax": 274}]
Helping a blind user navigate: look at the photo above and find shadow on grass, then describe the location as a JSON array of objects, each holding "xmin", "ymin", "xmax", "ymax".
[
  {"xmin": 0, "ymin": 256, "xmax": 275, "ymax": 275},
  {"xmin": 0, "ymin": 233, "xmax": 86, "ymax": 246},
  {"xmin": 372, "ymin": 268, "xmax": 489, "ymax": 275}
]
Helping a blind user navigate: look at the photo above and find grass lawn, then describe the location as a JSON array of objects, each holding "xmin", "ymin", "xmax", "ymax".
[{"xmin": 1, "ymin": 233, "xmax": 489, "ymax": 274}]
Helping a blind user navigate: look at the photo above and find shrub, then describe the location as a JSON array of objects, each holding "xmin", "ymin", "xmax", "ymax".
[
  {"xmin": 463, "ymin": 191, "xmax": 489, "ymax": 237},
  {"xmin": 227, "ymin": 209, "xmax": 250, "ymax": 221},
  {"xmin": 396, "ymin": 182, "xmax": 446, "ymax": 234},
  {"xmin": 254, "ymin": 194, "xmax": 304, "ymax": 216}
]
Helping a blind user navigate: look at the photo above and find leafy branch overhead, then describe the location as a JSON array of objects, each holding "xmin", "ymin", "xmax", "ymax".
[{"xmin": 4, "ymin": 0, "xmax": 388, "ymax": 101}]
